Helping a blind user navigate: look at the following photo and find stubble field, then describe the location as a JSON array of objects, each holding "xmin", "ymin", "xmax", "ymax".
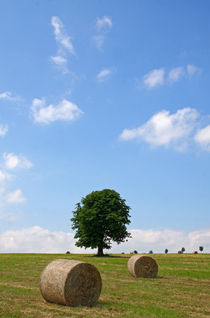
[{"xmin": 0, "ymin": 253, "xmax": 209, "ymax": 317}]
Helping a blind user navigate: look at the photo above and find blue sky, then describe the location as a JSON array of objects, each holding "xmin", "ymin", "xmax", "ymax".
[{"xmin": 0, "ymin": 0, "xmax": 210, "ymax": 253}]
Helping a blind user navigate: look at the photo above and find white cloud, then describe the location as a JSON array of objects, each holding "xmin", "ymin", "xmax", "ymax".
[
  {"xmin": 143, "ymin": 68, "xmax": 165, "ymax": 88},
  {"xmin": 142, "ymin": 65, "xmax": 200, "ymax": 88},
  {"xmin": 187, "ymin": 64, "xmax": 201, "ymax": 78},
  {"xmin": 50, "ymin": 55, "xmax": 68, "ymax": 73},
  {"xmin": 111, "ymin": 228, "xmax": 210, "ymax": 253},
  {"xmin": 0, "ymin": 226, "xmax": 209, "ymax": 253},
  {"xmin": 3, "ymin": 153, "xmax": 18, "ymax": 170},
  {"xmin": 0, "ymin": 226, "xmax": 94, "ymax": 253},
  {"xmin": 168, "ymin": 67, "xmax": 185, "ymax": 82},
  {"xmin": 94, "ymin": 16, "xmax": 112, "ymax": 50},
  {"xmin": 194, "ymin": 125, "xmax": 210, "ymax": 151},
  {"xmin": 3, "ymin": 153, "xmax": 32, "ymax": 170},
  {"xmin": 6, "ymin": 189, "xmax": 25, "ymax": 204},
  {"xmin": 0, "ymin": 169, "xmax": 11, "ymax": 197},
  {"xmin": 31, "ymin": 98, "xmax": 83, "ymax": 124},
  {"xmin": 120, "ymin": 108, "xmax": 199, "ymax": 150},
  {"xmin": 51, "ymin": 16, "xmax": 75, "ymax": 74},
  {"xmin": 97, "ymin": 68, "xmax": 112, "ymax": 81},
  {"xmin": 0, "ymin": 153, "xmax": 31, "ymax": 206},
  {"xmin": 0, "ymin": 125, "xmax": 8, "ymax": 137},
  {"xmin": 51, "ymin": 16, "xmax": 75, "ymax": 55},
  {"xmin": 0, "ymin": 91, "xmax": 21, "ymax": 102},
  {"xmin": 96, "ymin": 16, "xmax": 112, "ymax": 31},
  {"xmin": 0, "ymin": 170, "xmax": 11, "ymax": 185},
  {"xmin": 51, "ymin": 55, "xmax": 67, "ymax": 66},
  {"xmin": 51, "ymin": 55, "xmax": 67, "ymax": 67}
]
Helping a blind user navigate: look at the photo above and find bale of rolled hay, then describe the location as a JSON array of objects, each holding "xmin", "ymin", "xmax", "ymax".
[
  {"xmin": 193, "ymin": 251, "xmax": 198, "ymax": 254},
  {"xmin": 128, "ymin": 255, "xmax": 158, "ymax": 278},
  {"xmin": 178, "ymin": 250, "xmax": 182, "ymax": 254},
  {"xmin": 66, "ymin": 251, "xmax": 70, "ymax": 254},
  {"xmin": 40, "ymin": 259, "xmax": 102, "ymax": 307}
]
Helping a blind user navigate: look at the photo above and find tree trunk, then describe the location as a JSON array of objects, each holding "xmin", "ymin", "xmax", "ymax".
[{"xmin": 97, "ymin": 246, "xmax": 104, "ymax": 256}]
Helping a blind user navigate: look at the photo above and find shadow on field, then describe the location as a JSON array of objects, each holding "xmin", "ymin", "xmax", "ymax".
[
  {"xmin": 92, "ymin": 254, "xmax": 128, "ymax": 258},
  {"xmin": 74, "ymin": 254, "xmax": 126, "ymax": 259},
  {"xmin": 96, "ymin": 300, "xmax": 107, "ymax": 307}
]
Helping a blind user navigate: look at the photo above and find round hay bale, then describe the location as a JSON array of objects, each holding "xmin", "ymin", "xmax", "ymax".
[
  {"xmin": 40, "ymin": 259, "xmax": 102, "ymax": 307},
  {"xmin": 128, "ymin": 255, "xmax": 158, "ymax": 278},
  {"xmin": 193, "ymin": 251, "xmax": 198, "ymax": 254}
]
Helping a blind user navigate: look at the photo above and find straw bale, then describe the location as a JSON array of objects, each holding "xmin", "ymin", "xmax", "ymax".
[
  {"xmin": 40, "ymin": 259, "xmax": 102, "ymax": 307},
  {"xmin": 128, "ymin": 255, "xmax": 158, "ymax": 278}
]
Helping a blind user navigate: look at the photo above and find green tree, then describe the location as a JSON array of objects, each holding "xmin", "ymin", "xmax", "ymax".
[
  {"xmin": 165, "ymin": 248, "xmax": 168, "ymax": 254},
  {"xmin": 199, "ymin": 246, "xmax": 204, "ymax": 252},
  {"xmin": 181, "ymin": 247, "xmax": 185, "ymax": 253},
  {"xmin": 71, "ymin": 189, "xmax": 131, "ymax": 256}
]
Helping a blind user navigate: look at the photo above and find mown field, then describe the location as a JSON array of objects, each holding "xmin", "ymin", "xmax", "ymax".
[{"xmin": 0, "ymin": 253, "xmax": 209, "ymax": 318}]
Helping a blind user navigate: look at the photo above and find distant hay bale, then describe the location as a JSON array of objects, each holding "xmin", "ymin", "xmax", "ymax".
[
  {"xmin": 40, "ymin": 259, "xmax": 102, "ymax": 307},
  {"xmin": 193, "ymin": 251, "xmax": 198, "ymax": 254},
  {"xmin": 178, "ymin": 250, "xmax": 182, "ymax": 254},
  {"xmin": 66, "ymin": 251, "xmax": 70, "ymax": 254},
  {"xmin": 127, "ymin": 255, "xmax": 158, "ymax": 278}
]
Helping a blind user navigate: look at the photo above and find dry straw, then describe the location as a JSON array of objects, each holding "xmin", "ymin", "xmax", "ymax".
[
  {"xmin": 40, "ymin": 259, "xmax": 102, "ymax": 307},
  {"xmin": 128, "ymin": 255, "xmax": 158, "ymax": 278}
]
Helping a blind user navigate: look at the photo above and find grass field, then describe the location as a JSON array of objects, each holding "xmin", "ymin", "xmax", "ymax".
[{"xmin": 0, "ymin": 253, "xmax": 209, "ymax": 317}]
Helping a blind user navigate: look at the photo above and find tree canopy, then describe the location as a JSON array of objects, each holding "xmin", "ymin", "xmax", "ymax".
[{"xmin": 71, "ymin": 189, "xmax": 131, "ymax": 256}]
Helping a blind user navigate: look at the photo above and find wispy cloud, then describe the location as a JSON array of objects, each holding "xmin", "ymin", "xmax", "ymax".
[
  {"xmin": 6, "ymin": 189, "xmax": 25, "ymax": 204},
  {"xmin": 0, "ymin": 91, "xmax": 21, "ymax": 102},
  {"xmin": 3, "ymin": 153, "xmax": 32, "ymax": 170},
  {"xmin": 0, "ymin": 125, "xmax": 8, "ymax": 137},
  {"xmin": 187, "ymin": 64, "xmax": 201, "ymax": 78},
  {"xmin": 93, "ymin": 16, "xmax": 112, "ymax": 50},
  {"xmin": 168, "ymin": 67, "xmax": 185, "ymax": 83},
  {"xmin": 143, "ymin": 68, "xmax": 165, "ymax": 88},
  {"xmin": 194, "ymin": 125, "xmax": 210, "ymax": 151},
  {"xmin": 143, "ymin": 64, "xmax": 200, "ymax": 88},
  {"xmin": 0, "ymin": 97, "xmax": 10, "ymax": 137},
  {"xmin": 51, "ymin": 16, "xmax": 75, "ymax": 73},
  {"xmin": 96, "ymin": 16, "xmax": 112, "ymax": 31},
  {"xmin": 120, "ymin": 108, "xmax": 199, "ymax": 150},
  {"xmin": 0, "ymin": 170, "xmax": 11, "ymax": 185},
  {"xmin": 50, "ymin": 55, "xmax": 68, "ymax": 74},
  {"xmin": 51, "ymin": 16, "xmax": 75, "ymax": 55},
  {"xmin": 31, "ymin": 98, "xmax": 83, "ymax": 124},
  {"xmin": 0, "ymin": 226, "xmax": 209, "ymax": 253},
  {"xmin": 97, "ymin": 68, "xmax": 112, "ymax": 81},
  {"xmin": 93, "ymin": 35, "xmax": 105, "ymax": 50}
]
